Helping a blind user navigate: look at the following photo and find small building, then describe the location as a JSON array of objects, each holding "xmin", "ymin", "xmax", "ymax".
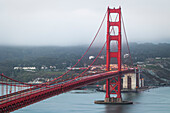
[
  {"xmin": 155, "ymin": 57, "xmax": 161, "ymax": 60},
  {"xmin": 14, "ymin": 67, "xmax": 22, "ymax": 70},
  {"xmin": 22, "ymin": 67, "xmax": 36, "ymax": 70},
  {"xmin": 98, "ymin": 55, "xmax": 104, "ymax": 60},
  {"xmin": 14, "ymin": 67, "xmax": 36, "ymax": 70},
  {"xmin": 67, "ymin": 67, "xmax": 88, "ymax": 70},
  {"xmin": 124, "ymin": 54, "xmax": 129, "ymax": 58},
  {"xmin": 89, "ymin": 56, "xmax": 95, "ymax": 60},
  {"xmin": 41, "ymin": 66, "xmax": 48, "ymax": 70},
  {"xmin": 50, "ymin": 66, "xmax": 56, "ymax": 69}
]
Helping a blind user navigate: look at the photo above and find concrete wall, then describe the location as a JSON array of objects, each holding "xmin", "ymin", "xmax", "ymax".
[
  {"xmin": 122, "ymin": 73, "xmax": 136, "ymax": 90},
  {"xmin": 123, "ymin": 75, "xmax": 128, "ymax": 89},
  {"xmin": 131, "ymin": 73, "xmax": 136, "ymax": 89}
]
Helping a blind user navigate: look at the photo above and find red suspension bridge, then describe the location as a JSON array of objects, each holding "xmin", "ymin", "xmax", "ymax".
[{"xmin": 0, "ymin": 7, "xmax": 139, "ymax": 112}]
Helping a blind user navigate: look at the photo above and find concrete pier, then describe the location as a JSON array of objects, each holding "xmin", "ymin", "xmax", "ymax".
[{"xmin": 94, "ymin": 97, "xmax": 133, "ymax": 104}]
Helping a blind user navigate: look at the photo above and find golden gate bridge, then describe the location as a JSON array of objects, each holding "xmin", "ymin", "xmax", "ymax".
[{"xmin": 0, "ymin": 6, "xmax": 140, "ymax": 112}]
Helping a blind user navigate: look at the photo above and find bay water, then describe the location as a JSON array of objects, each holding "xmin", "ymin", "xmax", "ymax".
[{"xmin": 13, "ymin": 87, "xmax": 170, "ymax": 113}]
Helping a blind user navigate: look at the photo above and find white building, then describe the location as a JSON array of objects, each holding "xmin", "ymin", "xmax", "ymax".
[
  {"xmin": 124, "ymin": 54, "xmax": 129, "ymax": 58},
  {"xmin": 14, "ymin": 67, "xmax": 36, "ymax": 70},
  {"xmin": 89, "ymin": 56, "xmax": 95, "ymax": 60},
  {"xmin": 155, "ymin": 57, "xmax": 161, "ymax": 60},
  {"xmin": 41, "ymin": 66, "xmax": 48, "ymax": 70},
  {"xmin": 98, "ymin": 55, "xmax": 104, "ymax": 60},
  {"xmin": 50, "ymin": 66, "xmax": 56, "ymax": 69}
]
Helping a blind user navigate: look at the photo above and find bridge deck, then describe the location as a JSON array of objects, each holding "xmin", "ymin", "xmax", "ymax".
[{"xmin": 0, "ymin": 69, "xmax": 135, "ymax": 112}]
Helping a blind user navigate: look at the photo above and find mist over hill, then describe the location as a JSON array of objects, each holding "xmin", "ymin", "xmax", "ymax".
[
  {"xmin": 0, "ymin": 42, "xmax": 170, "ymax": 61},
  {"xmin": 129, "ymin": 42, "xmax": 170, "ymax": 62},
  {"xmin": 0, "ymin": 42, "xmax": 170, "ymax": 80}
]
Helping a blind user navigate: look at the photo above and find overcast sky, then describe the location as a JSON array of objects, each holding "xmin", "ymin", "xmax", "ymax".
[{"xmin": 0, "ymin": 0, "xmax": 170, "ymax": 46}]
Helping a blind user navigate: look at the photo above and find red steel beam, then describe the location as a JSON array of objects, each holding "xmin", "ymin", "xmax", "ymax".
[{"xmin": 0, "ymin": 69, "xmax": 135, "ymax": 113}]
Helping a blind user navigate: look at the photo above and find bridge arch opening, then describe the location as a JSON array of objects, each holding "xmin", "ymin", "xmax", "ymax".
[{"xmin": 109, "ymin": 13, "xmax": 119, "ymax": 22}]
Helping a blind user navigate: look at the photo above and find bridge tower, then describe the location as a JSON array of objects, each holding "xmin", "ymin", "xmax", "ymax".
[
  {"xmin": 105, "ymin": 6, "xmax": 122, "ymax": 103},
  {"xmin": 95, "ymin": 7, "xmax": 133, "ymax": 104}
]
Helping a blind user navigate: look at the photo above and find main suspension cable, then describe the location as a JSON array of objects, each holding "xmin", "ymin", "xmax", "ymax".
[
  {"xmin": 36, "ymin": 10, "xmax": 108, "ymax": 87},
  {"xmin": 121, "ymin": 14, "xmax": 133, "ymax": 66},
  {"xmin": 62, "ymin": 41, "xmax": 106, "ymax": 84},
  {"xmin": 0, "ymin": 9, "xmax": 108, "ymax": 89}
]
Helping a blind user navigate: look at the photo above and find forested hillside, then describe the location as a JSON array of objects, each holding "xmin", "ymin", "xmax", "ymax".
[{"xmin": 0, "ymin": 43, "xmax": 170, "ymax": 82}]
